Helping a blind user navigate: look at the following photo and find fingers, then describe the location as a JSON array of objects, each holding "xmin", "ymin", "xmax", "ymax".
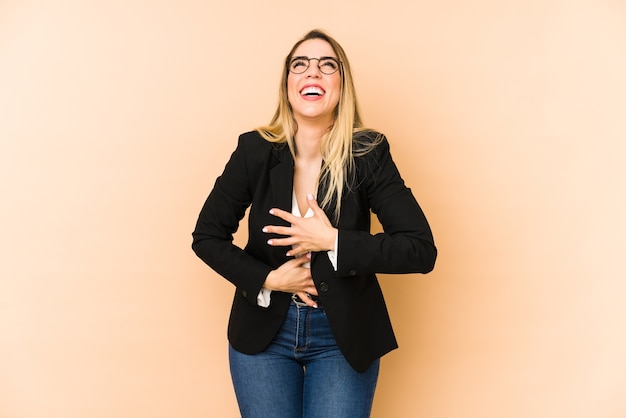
[
  {"xmin": 285, "ymin": 247, "xmax": 305, "ymax": 257},
  {"xmin": 268, "ymin": 207, "xmax": 296, "ymax": 224},
  {"xmin": 306, "ymin": 193, "xmax": 324, "ymax": 217},
  {"xmin": 264, "ymin": 194, "xmax": 333, "ymax": 254},
  {"xmin": 267, "ymin": 194, "xmax": 326, "ymax": 227},
  {"xmin": 266, "ymin": 235, "xmax": 296, "ymax": 248},
  {"xmin": 280, "ymin": 252, "xmax": 310, "ymax": 266},
  {"xmin": 294, "ymin": 252, "xmax": 312, "ymax": 265},
  {"xmin": 307, "ymin": 193, "xmax": 334, "ymax": 226},
  {"xmin": 295, "ymin": 291, "xmax": 318, "ymax": 308}
]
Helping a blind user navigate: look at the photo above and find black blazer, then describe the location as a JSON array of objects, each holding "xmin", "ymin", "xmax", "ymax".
[{"xmin": 192, "ymin": 130, "xmax": 436, "ymax": 372}]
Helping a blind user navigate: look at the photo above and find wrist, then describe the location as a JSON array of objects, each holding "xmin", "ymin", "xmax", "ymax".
[{"xmin": 263, "ymin": 270, "xmax": 277, "ymax": 291}]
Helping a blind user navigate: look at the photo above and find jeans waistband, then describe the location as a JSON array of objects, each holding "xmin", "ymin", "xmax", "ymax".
[{"xmin": 291, "ymin": 293, "xmax": 321, "ymax": 307}]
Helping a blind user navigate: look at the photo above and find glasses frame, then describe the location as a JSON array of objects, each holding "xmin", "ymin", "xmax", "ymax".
[{"xmin": 287, "ymin": 56, "xmax": 342, "ymax": 75}]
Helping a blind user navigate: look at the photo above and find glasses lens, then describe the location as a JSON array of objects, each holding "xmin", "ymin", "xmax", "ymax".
[
  {"xmin": 289, "ymin": 57, "xmax": 309, "ymax": 74},
  {"xmin": 319, "ymin": 58, "xmax": 339, "ymax": 75}
]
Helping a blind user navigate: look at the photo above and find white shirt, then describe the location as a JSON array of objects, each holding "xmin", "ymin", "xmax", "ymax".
[{"xmin": 257, "ymin": 192, "xmax": 338, "ymax": 307}]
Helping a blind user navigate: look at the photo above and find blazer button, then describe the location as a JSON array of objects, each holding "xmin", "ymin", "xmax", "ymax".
[
  {"xmin": 319, "ymin": 282, "xmax": 330, "ymax": 292},
  {"xmin": 349, "ymin": 270, "xmax": 357, "ymax": 276},
  {"xmin": 241, "ymin": 290, "xmax": 247, "ymax": 298}
]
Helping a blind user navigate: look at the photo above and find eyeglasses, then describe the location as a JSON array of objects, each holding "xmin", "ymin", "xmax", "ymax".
[{"xmin": 288, "ymin": 56, "xmax": 341, "ymax": 75}]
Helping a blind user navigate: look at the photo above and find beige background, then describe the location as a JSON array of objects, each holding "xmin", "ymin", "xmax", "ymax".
[{"xmin": 1, "ymin": 0, "xmax": 625, "ymax": 417}]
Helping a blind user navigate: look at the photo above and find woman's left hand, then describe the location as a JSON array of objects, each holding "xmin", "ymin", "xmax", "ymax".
[{"xmin": 263, "ymin": 194, "xmax": 338, "ymax": 256}]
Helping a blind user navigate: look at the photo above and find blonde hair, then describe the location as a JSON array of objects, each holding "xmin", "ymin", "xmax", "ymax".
[{"xmin": 257, "ymin": 29, "xmax": 379, "ymax": 222}]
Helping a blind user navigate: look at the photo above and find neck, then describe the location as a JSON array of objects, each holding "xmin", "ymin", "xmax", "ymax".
[
  {"xmin": 293, "ymin": 118, "xmax": 332, "ymax": 160},
  {"xmin": 293, "ymin": 132, "xmax": 324, "ymax": 161}
]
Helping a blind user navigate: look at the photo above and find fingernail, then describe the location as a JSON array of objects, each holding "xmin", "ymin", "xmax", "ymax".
[
  {"xmin": 267, "ymin": 239, "xmax": 273, "ymax": 245},
  {"xmin": 269, "ymin": 209, "xmax": 274, "ymax": 215},
  {"xmin": 262, "ymin": 227, "xmax": 268, "ymax": 232},
  {"xmin": 307, "ymin": 193, "xmax": 314, "ymax": 200}
]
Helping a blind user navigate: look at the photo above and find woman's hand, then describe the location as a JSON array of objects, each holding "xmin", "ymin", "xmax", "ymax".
[
  {"xmin": 263, "ymin": 194, "xmax": 338, "ymax": 257},
  {"xmin": 264, "ymin": 253, "xmax": 318, "ymax": 307}
]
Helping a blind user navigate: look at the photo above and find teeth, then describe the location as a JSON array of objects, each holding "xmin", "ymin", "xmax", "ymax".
[{"xmin": 301, "ymin": 86, "xmax": 324, "ymax": 96}]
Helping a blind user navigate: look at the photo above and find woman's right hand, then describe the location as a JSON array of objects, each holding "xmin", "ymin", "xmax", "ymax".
[{"xmin": 263, "ymin": 253, "xmax": 319, "ymax": 307}]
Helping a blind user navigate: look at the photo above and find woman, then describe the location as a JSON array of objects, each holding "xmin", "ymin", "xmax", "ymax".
[{"xmin": 192, "ymin": 29, "xmax": 436, "ymax": 418}]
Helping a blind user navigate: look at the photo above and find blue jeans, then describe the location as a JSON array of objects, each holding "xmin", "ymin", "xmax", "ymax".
[{"xmin": 229, "ymin": 299, "xmax": 380, "ymax": 418}]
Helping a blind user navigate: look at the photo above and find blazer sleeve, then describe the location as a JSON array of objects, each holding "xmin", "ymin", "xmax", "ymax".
[
  {"xmin": 336, "ymin": 136, "xmax": 437, "ymax": 276},
  {"xmin": 191, "ymin": 134, "xmax": 271, "ymax": 304}
]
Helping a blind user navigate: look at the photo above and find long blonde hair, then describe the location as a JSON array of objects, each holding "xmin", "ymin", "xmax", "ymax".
[{"xmin": 257, "ymin": 29, "xmax": 378, "ymax": 222}]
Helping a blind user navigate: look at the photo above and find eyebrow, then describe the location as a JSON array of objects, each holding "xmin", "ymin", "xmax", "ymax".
[{"xmin": 291, "ymin": 55, "xmax": 339, "ymax": 60}]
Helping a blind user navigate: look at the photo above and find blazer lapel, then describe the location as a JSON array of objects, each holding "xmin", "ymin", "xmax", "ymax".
[{"xmin": 269, "ymin": 145, "xmax": 294, "ymax": 227}]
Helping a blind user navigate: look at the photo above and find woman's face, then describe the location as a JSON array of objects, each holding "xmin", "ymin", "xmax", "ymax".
[{"xmin": 287, "ymin": 38, "xmax": 341, "ymax": 127}]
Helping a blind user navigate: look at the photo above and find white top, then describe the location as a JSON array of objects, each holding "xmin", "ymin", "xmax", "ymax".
[{"xmin": 256, "ymin": 192, "xmax": 338, "ymax": 307}]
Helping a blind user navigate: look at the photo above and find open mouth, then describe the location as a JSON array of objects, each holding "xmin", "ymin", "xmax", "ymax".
[{"xmin": 300, "ymin": 86, "xmax": 325, "ymax": 97}]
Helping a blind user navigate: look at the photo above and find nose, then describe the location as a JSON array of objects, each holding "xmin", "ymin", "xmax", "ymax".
[{"xmin": 305, "ymin": 59, "xmax": 322, "ymax": 77}]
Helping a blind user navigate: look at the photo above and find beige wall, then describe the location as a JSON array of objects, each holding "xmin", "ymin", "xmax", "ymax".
[{"xmin": 1, "ymin": 0, "xmax": 625, "ymax": 417}]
